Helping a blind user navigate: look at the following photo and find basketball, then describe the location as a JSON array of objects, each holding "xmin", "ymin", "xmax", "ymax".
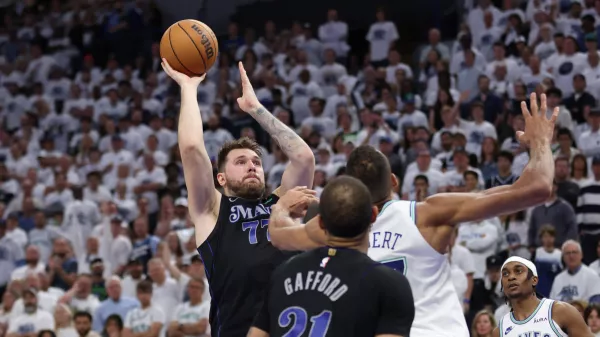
[{"xmin": 160, "ymin": 19, "xmax": 219, "ymax": 77}]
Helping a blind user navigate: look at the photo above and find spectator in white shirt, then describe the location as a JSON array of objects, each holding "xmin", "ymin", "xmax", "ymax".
[
  {"xmin": 550, "ymin": 240, "xmax": 600, "ymax": 302},
  {"xmin": 301, "ymin": 98, "xmax": 337, "ymax": 139},
  {"xmin": 147, "ymin": 258, "xmax": 183, "ymax": 322},
  {"xmin": 11, "ymin": 246, "xmax": 45, "ymax": 281},
  {"xmin": 464, "ymin": 102, "xmax": 498, "ymax": 156},
  {"xmin": 456, "ymin": 218, "xmax": 499, "ymax": 281},
  {"xmin": 58, "ymin": 275, "xmax": 100, "ymax": 315},
  {"xmin": 289, "ymin": 70, "xmax": 324, "ymax": 122},
  {"xmin": 578, "ymin": 108, "xmax": 600, "ymax": 158},
  {"xmin": 121, "ymin": 259, "xmax": 146, "ymax": 299},
  {"xmin": 4, "ymin": 213, "xmax": 27, "ymax": 249},
  {"xmin": 133, "ymin": 155, "xmax": 166, "ymax": 215},
  {"xmin": 168, "ymin": 278, "xmax": 210, "ymax": 337},
  {"xmin": 83, "ymin": 172, "xmax": 112, "ymax": 205},
  {"xmin": 366, "ymin": 7, "xmax": 399, "ymax": 67},
  {"xmin": 318, "ymin": 9, "xmax": 350, "ymax": 60},
  {"xmin": 6, "ymin": 288, "xmax": 54, "ymax": 337},
  {"xmin": 123, "ymin": 280, "xmax": 164, "ymax": 337}
]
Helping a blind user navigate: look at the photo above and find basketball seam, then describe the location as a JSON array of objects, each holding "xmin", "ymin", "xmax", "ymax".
[
  {"xmin": 168, "ymin": 27, "xmax": 202, "ymax": 76},
  {"xmin": 177, "ymin": 22, "xmax": 207, "ymax": 72}
]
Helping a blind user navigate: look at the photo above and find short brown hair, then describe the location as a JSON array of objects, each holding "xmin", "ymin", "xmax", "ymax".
[
  {"xmin": 216, "ymin": 137, "xmax": 262, "ymax": 172},
  {"xmin": 539, "ymin": 225, "xmax": 556, "ymax": 238},
  {"xmin": 136, "ymin": 280, "xmax": 153, "ymax": 294}
]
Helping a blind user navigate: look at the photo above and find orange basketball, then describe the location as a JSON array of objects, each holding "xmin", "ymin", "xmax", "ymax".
[{"xmin": 160, "ymin": 19, "xmax": 219, "ymax": 77}]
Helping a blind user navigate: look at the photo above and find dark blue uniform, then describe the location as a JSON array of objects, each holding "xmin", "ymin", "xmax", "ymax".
[{"xmin": 197, "ymin": 193, "xmax": 297, "ymax": 337}]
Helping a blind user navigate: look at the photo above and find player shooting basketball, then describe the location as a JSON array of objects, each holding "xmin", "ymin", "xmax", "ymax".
[
  {"xmin": 268, "ymin": 93, "xmax": 559, "ymax": 337},
  {"xmin": 161, "ymin": 59, "xmax": 316, "ymax": 336}
]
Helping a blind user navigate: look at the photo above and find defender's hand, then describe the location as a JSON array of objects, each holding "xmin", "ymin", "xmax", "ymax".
[
  {"xmin": 237, "ymin": 61, "xmax": 261, "ymax": 112},
  {"xmin": 517, "ymin": 93, "xmax": 559, "ymax": 147},
  {"xmin": 161, "ymin": 58, "xmax": 206, "ymax": 88},
  {"xmin": 276, "ymin": 187, "xmax": 319, "ymax": 218}
]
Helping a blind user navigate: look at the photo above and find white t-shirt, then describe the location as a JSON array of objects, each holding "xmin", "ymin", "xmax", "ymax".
[
  {"xmin": 152, "ymin": 278, "xmax": 184, "ymax": 321},
  {"xmin": 366, "ymin": 21, "xmax": 399, "ymax": 61},
  {"xmin": 550, "ymin": 265, "xmax": 600, "ymax": 302},
  {"xmin": 124, "ymin": 306, "xmax": 165, "ymax": 333},
  {"xmin": 7, "ymin": 309, "xmax": 54, "ymax": 334},
  {"xmin": 69, "ymin": 294, "xmax": 100, "ymax": 314},
  {"xmin": 171, "ymin": 301, "xmax": 211, "ymax": 337}
]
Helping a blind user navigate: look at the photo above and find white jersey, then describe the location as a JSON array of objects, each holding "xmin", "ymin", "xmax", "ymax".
[
  {"xmin": 498, "ymin": 298, "xmax": 567, "ymax": 337},
  {"xmin": 367, "ymin": 200, "xmax": 469, "ymax": 337}
]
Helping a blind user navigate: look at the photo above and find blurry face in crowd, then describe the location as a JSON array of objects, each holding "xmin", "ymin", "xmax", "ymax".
[
  {"xmin": 562, "ymin": 242, "xmax": 583, "ymax": 270},
  {"xmin": 187, "ymin": 279, "xmax": 205, "ymax": 303},
  {"xmin": 413, "ymin": 177, "xmax": 428, "ymax": 192},
  {"xmin": 137, "ymin": 289, "xmax": 152, "ymax": 306},
  {"xmin": 23, "ymin": 292, "xmax": 37, "ymax": 313},
  {"xmin": 464, "ymin": 173, "xmax": 478, "ymax": 191},
  {"xmin": 25, "ymin": 246, "xmax": 39, "ymax": 265},
  {"xmin": 55, "ymin": 305, "xmax": 71, "ymax": 325},
  {"xmin": 475, "ymin": 313, "xmax": 494, "ymax": 336},
  {"xmin": 129, "ymin": 262, "xmax": 144, "ymax": 279},
  {"xmin": 148, "ymin": 261, "xmax": 165, "ymax": 283},
  {"xmin": 555, "ymin": 159, "xmax": 570, "ymax": 180},
  {"xmin": 75, "ymin": 314, "xmax": 93, "ymax": 336},
  {"xmin": 541, "ymin": 232, "xmax": 555, "ymax": 247},
  {"xmin": 76, "ymin": 276, "xmax": 92, "ymax": 296},
  {"xmin": 217, "ymin": 148, "xmax": 266, "ymax": 199},
  {"xmin": 107, "ymin": 279, "xmax": 122, "ymax": 301},
  {"xmin": 587, "ymin": 308, "xmax": 600, "ymax": 333},
  {"xmin": 2, "ymin": 291, "xmax": 15, "ymax": 310},
  {"xmin": 497, "ymin": 156, "xmax": 511, "ymax": 173},
  {"xmin": 453, "ymin": 152, "xmax": 469, "ymax": 170},
  {"xmin": 54, "ymin": 238, "xmax": 70, "ymax": 258}
]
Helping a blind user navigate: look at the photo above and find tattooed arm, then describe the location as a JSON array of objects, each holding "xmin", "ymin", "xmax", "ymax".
[{"xmin": 237, "ymin": 62, "xmax": 315, "ymax": 194}]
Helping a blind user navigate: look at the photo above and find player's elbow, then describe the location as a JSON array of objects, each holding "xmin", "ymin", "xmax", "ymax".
[
  {"xmin": 290, "ymin": 148, "xmax": 316, "ymax": 165},
  {"xmin": 528, "ymin": 181, "xmax": 553, "ymax": 204}
]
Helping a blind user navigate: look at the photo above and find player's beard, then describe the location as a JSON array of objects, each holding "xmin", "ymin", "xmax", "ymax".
[{"xmin": 227, "ymin": 176, "xmax": 265, "ymax": 200}]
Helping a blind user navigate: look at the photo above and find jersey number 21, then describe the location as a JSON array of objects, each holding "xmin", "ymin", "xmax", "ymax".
[{"xmin": 278, "ymin": 307, "xmax": 332, "ymax": 337}]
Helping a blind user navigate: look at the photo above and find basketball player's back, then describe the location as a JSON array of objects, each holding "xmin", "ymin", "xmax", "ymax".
[
  {"xmin": 368, "ymin": 200, "xmax": 470, "ymax": 337},
  {"xmin": 254, "ymin": 246, "xmax": 415, "ymax": 336}
]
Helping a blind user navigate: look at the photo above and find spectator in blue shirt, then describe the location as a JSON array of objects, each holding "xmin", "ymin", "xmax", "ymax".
[
  {"xmin": 93, "ymin": 276, "xmax": 139, "ymax": 332},
  {"xmin": 47, "ymin": 237, "xmax": 78, "ymax": 291}
]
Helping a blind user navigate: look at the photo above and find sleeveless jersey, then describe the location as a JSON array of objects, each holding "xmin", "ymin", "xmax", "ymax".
[
  {"xmin": 197, "ymin": 193, "xmax": 297, "ymax": 337},
  {"xmin": 367, "ymin": 200, "xmax": 470, "ymax": 337},
  {"xmin": 498, "ymin": 298, "xmax": 568, "ymax": 337}
]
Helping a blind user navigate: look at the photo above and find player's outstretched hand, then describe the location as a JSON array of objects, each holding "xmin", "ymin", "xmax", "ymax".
[
  {"xmin": 161, "ymin": 58, "xmax": 206, "ymax": 88},
  {"xmin": 517, "ymin": 93, "xmax": 558, "ymax": 147},
  {"xmin": 237, "ymin": 61, "xmax": 261, "ymax": 112},
  {"xmin": 277, "ymin": 186, "xmax": 319, "ymax": 218}
]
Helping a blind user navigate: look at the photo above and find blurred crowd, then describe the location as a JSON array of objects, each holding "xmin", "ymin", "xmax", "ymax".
[{"xmin": 1, "ymin": 0, "xmax": 600, "ymax": 336}]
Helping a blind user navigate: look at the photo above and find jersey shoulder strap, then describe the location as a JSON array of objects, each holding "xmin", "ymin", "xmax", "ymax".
[{"xmin": 378, "ymin": 200, "xmax": 417, "ymax": 224}]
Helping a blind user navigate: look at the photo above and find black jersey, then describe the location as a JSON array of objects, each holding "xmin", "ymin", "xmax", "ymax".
[
  {"xmin": 197, "ymin": 193, "xmax": 297, "ymax": 337},
  {"xmin": 253, "ymin": 247, "xmax": 415, "ymax": 337}
]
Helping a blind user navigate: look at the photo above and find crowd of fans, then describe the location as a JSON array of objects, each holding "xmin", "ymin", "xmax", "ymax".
[{"xmin": 1, "ymin": 0, "xmax": 600, "ymax": 336}]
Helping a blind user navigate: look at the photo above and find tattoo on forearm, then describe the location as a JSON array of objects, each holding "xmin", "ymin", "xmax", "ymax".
[{"xmin": 250, "ymin": 106, "xmax": 304, "ymax": 154}]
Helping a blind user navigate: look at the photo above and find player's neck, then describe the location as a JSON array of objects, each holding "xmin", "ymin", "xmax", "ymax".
[
  {"xmin": 374, "ymin": 194, "xmax": 393, "ymax": 211},
  {"xmin": 511, "ymin": 295, "xmax": 541, "ymax": 321},
  {"xmin": 327, "ymin": 237, "xmax": 369, "ymax": 253}
]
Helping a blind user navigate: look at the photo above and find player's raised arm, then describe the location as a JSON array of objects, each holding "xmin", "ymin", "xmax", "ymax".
[
  {"xmin": 237, "ymin": 62, "xmax": 315, "ymax": 194},
  {"xmin": 162, "ymin": 59, "xmax": 220, "ymax": 245},
  {"xmin": 418, "ymin": 93, "xmax": 556, "ymax": 227},
  {"xmin": 552, "ymin": 301, "xmax": 595, "ymax": 337}
]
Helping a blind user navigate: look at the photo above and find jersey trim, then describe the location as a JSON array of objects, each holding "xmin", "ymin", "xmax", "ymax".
[
  {"xmin": 548, "ymin": 300, "xmax": 562, "ymax": 336},
  {"xmin": 378, "ymin": 200, "xmax": 398, "ymax": 217},
  {"xmin": 410, "ymin": 200, "xmax": 416, "ymax": 224},
  {"xmin": 509, "ymin": 298, "xmax": 545, "ymax": 325},
  {"xmin": 499, "ymin": 315, "xmax": 504, "ymax": 336}
]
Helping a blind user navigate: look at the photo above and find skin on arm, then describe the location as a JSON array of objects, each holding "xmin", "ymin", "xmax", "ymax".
[
  {"xmin": 267, "ymin": 187, "xmax": 325, "ymax": 251},
  {"xmin": 552, "ymin": 301, "xmax": 595, "ymax": 337},
  {"xmin": 237, "ymin": 62, "xmax": 315, "ymax": 194},
  {"xmin": 416, "ymin": 93, "xmax": 558, "ymax": 253},
  {"xmin": 161, "ymin": 59, "xmax": 221, "ymax": 245},
  {"xmin": 247, "ymin": 327, "xmax": 269, "ymax": 337}
]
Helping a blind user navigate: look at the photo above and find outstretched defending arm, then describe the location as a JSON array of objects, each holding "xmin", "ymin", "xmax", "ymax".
[
  {"xmin": 418, "ymin": 93, "xmax": 556, "ymax": 227},
  {"xmin": 237, "ymin": 62, "xmax": 315, "ymax": 194},
  {"xmin": 162, "ymin": 59, "xmax": 220, "ymax": 245}
]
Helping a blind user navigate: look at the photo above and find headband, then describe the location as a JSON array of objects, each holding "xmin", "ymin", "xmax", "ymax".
[{"xmin": 501, "ymin": 256, "xmax": 538, "ymax": 277}]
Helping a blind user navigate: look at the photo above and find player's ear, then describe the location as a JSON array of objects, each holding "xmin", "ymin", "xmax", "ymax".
[
  {"xmin": 370, "ymin": 206, "xmax": 379, "ymax": 223},
  {"xmin": 532, "ymin": 275, "xmax": 538, "ymax": 287},
  {"xmin": 391, "ymin": 174, "xmax": 399, "ymax": 189},
  {"xmin": 216, "ymin": 172, "xmax": 226, "ymax": 187}
]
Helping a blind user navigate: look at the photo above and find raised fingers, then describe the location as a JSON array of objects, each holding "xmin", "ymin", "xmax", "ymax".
[
  {"xmin": 540, "ymin": 93, "xmax": 547, "ymax": 117},
  {"xmin": 529, "ymin": 92, "xmax": 538, "ymax": 116},
  {"xmin": 520, "ymin": 101, "xmax": 531, "ymax": 119},
  {"xmin": 549, "ymin": 106, "xmax": 560, "ymax": 124}
]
